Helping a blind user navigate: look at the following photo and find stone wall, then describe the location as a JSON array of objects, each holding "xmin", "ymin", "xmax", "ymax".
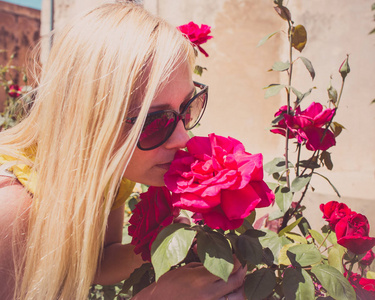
[
  {"xmin": 0, "ymin": 1, "xmax": 40, "ymax": 109},
  {"xmin": 41, "ymin": 0, "xmax": 375, "ymax": 233}
]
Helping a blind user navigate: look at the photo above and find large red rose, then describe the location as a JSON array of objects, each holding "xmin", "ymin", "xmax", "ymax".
[
  {"xmin": 164, "ymin": 133, "xmax": 275, "ymax": 230},
  {"xmin": 320, "ymin": 201, "xmax": 353, "ymax": 231},
  {"xmin": 335, "ymin": 213, "xmax": 375, "ymax": 255},
  {"xmin": 177, "ymin": 22, "xmax": 213, "ymax": 57},
  {"xmin": 271, "ymin": 102, "xmax": 336, "ymax": 151},
  {"xmin": 128, "ymin": 186, "xmax": 180, "ymax": 261}
]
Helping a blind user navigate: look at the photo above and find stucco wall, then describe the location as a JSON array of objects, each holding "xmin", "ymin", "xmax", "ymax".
[
  {"xmin": 0, "ymin": 0, "xmax": 40, "ymax": 109},
  {"xmin": 41, "ymin": 0, "xmax": 375, "ymax": 231}
]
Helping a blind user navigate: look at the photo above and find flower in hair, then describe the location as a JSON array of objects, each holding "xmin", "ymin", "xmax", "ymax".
[{"xmin": 178, "ymin": 22, "xmax": 213, "ymax": 57}]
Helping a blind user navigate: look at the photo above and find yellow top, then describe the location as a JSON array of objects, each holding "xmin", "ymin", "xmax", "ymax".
[{"xmin": 0, "ymin": 147, "xmax": 135, "ymax": 211}]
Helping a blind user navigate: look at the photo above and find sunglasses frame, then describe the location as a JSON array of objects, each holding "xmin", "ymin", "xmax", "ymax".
[{"xmin": 126, "ymin": 81, "xmax": 208, "ymax": 151}]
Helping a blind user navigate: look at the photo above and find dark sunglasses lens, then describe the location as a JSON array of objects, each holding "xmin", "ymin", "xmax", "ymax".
[
  {"xmin": 138, "ymin": 111, "xmax": 176, "ymax": 150},
  {"xmin": 184, "ymin": 91, "xmax": 207, "ymax": 130}
]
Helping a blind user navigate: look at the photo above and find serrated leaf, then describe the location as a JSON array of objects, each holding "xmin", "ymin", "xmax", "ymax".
[
  {"xmin": 278, "ymin": 217, "xmax": 303, "ymax": 237},
  {"xmin": 287, "ymin": 244, "xmax": 322, "ymax": 267},
  {"xmin": 285, "ymin": 232, "xmax": 307, "ymax": 244},
  {"xmin": 244, "ymin": 268, "xmax": 277, "ymax": 300},
  {"xmin": 260, "ymin": 230, "xmax": 292, "ymax": 264},
  {"xmin": 328, "ymin": 245, "xmax": 345, "ymax": 273},
  {"xmin": 300, "ymin": 56, "xmax": 315, "ymax": 80},
  {"xmin": 291, "ymin": 174, "xmax": 312, "ymax": 193},
  {"xmin": 120, "ymin": 263, "xmax": 152, "ymax": 294},
  {"xmin": 291, "ymin": 25, "xmax": 307, "ymax": 52},
  {"xmin": 308, "ymin": 229, "xmax": 326, "ymax": 247},
  {"xmin": 271, "ymin": 61, "xmax": 290, "ymax": 71},
  {"xmin": 283, "ymin": 268, "xmax": 315, "ymax": 300},
  {"xmin": 275, "ymin": 186, "xmax": 293, "ymax": 213},
  {"xmin": 196, "ymin": 231, "xmax": 233, "ymax": 282},
  {"xmin": 263, "ymin": 84, "xmax": 285, "ymax": 98},
  {"xmin": 264, "ymin": 157, "xmax": 293, "ymax": 174},
  {"xmin": 311, "ymin": 264, "xmax": 356, "ymax": 300},
  {"xmin": 151, "ymin": 223, "xmax": 196, "ymax": 281},
  {"xmin": 237, "ymin": 234, "xmax": 263, "ymax": 265},
  {"xmin": 257, "ymin": 30, "xmax": 279, "ymax": 47}
]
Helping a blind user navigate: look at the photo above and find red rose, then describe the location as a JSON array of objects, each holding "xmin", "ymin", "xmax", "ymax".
[
  {"xmin": 8, "ymin": 84, "xmax": 22, "ymax": 98},
  {"xmin": 270, "ymin": 106, "xmax": 295, "ymax": 139},
  {"xmin": 320, "ymin": 201, "xmax": 353, "ymax": 231},
  {"xmin": 128, "ymin": 186, "xmax": 180, "ymax": 261},
  {"xmin": 271, "ymin": 102, "xmax": 336, "ymax": 151},
  {"xmin": 164, "ymin": 133, "xmax": 275, "ymax": 230},
  {"xmin": 177, "ymin": 22, "xmax": 213, "ymax": 57},
  {"xmin": 360, "ymin": 249, "xmax": 375, "ymax": 266},
  {"xmin": 335, "ymin": 213, "xmax": 375, "ymax": 255},
  {"xmin": 346, "ymin": 272, "xmax": 375, "ymax": 299}
]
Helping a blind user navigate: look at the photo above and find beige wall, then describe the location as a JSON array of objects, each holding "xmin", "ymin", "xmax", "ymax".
[{"xmin": 41, "ymin": 0, "xmax": 375, "ymax": 231}]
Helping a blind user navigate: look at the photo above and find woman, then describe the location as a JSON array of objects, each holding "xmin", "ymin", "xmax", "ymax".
[{"xmin": 0, "ymin": 2, "xmax": 246, "ymax": 299}]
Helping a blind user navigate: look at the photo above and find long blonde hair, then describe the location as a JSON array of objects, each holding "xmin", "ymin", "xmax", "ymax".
[{"xmin": 0, "ymin": 2, "xmax": 194, "ymax": 299}]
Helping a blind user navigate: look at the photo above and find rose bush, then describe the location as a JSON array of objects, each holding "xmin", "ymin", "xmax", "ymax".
[
  {"xmin": 128, "ymin": 186, "xmax": 180, "ymax": 261},
  {"xmin": 177, "ymin": 21, "xmax": 213, "ymax": 57},
  {"xmin": 271, "ymin": 101, "xmax": 336, "ymax": 151},
  {"xmin": 164, "ymin": 133, "xmax": 275, "ymax": 230}
]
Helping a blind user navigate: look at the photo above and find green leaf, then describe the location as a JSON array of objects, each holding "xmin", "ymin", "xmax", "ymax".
[
  {"xmin": 263, "ymin": 84, "xmax": 285, "ymax": 98},
  {"xmin": 237, "ymin": 232, "xmax": 263, "ymax": 265},
  {"xmin": 260, "ymin": 230, "xmax": 292, "ymax": 264},
  {"xmin": 120, "ymin": 263, "xmax": 152, "ymax": 294},
  {"xmin": 257, "ymin": 30, "xmax": 279, "ymax": 47},
  {"xmin": 271, "ymin": 61, "xmax": 290, "ymax": 72},
  {"xmin": 264, "ymin": 157, "xmax": 293, "ymax": 174},
  {"xmin": 197, "ymin": 231, "xmax": 233, "ymax": 282},
  {"xmin": 278, "ymin": 217, "xmax": 303, "ymax": 237},
  {"xmin": 291, "ymin": 25, "xmax": 307, "ymax": 52},
  {"xmin": 279, "ymin": 243, "xmax": 299, "ymax": 266},
  {"xmin": 291, "ymin": 174, "xmax": 312, "ymax": 193},
  {"xmin": 194, "ymin": 65, "xmax": 207, "ymax": 76},
  {"xmin": 308, "ymin": 229, "xmax": 326, "ymax": 247},
  {"xmin": 268, "ymin": 209, "xmax": 284, "ymax": 221},
  {"xmin": 285, "ymin": 232, "xmax": 307, "ymax": 244},
  {"xmin": 327, "ymin": 81, "xmax": 338, "ymax": 104},
  {"xmin": 311, "ymin": 264, "xmax": 356, "ymax": 300},
  {"xmin": 299, "ymin": 56, "xmax": 315, "ymax": 80},
  {"xmin": 287, "ymin": 244, "xmax": 322, "ymax": 267},
  {"xmin": 151, "ymin": 223, "xmax": 196, "ymax": 281},
  {"xmin": 313, "ymin": 172, "xmax": 341, "ymax": 197},
  {"xmin": 328, "ymin": 244, "xmax": 345, "ymax": 273},
  {"xmin": 293, "ymin": 87, "xmax": 316, "ymax": 106},
  {"xmin": 236, "ymin": 211, "xmax": 256, "ymax": 234},
  {"xmin": 283, "ymin": 268, "xmax": 315, "ymax": 300},
  {"xmin": 275, "ymin": 186, "xmax": 293, "ymax": 213},
  {"xmin": 244, "ymin": 268, "xmax": 276, "ymax": 300},
  {"xmin": 367, "ymin": 271, "xmax": 375, "ymax": 279}
]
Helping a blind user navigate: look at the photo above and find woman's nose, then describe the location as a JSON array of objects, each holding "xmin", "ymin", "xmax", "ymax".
[{"xmin": 164, "ymin": 120, "xmax": 190, "ymax": 149}]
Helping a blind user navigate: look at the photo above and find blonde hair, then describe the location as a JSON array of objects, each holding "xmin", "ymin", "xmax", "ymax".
[{"xmin": 0, "ymin": 2, "xmax": 194, "ymax": 299}]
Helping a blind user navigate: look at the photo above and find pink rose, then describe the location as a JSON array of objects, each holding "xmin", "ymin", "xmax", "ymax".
[
  {"xmin": 164, "ymin": 133, "xmax": 275, "ymax": 230},
  {"xmin": 177, "ymin": 22, "xmax": 213, "ymax": 57},
  {"xmin": 335, "ymin": 213, "xmax": 375, "ymax": 255},
  {"xmin": 320, "ymin": 201, "xmax": 353, "ymax": 231},
  {"xmin": 128, "ymin": 186, "xmax": 180, "ymax": 261},
  {"xmin": 271, "ymin": 102, "xmax": 336, "ymax": 151},
  {"xmin": 8, "ymin": 84, "xmax": 22, "ymax": 98}
]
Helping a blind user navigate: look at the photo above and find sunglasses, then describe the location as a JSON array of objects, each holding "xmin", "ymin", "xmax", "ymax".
[{"xmin": 126, "ymin": 81, "xmax": 208, "ymax": 151}]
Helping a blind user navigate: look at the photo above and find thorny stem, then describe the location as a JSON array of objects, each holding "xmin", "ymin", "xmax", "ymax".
[{"xmin": 285, "ymin": 20, "xmax": 294, "ymax": 190}]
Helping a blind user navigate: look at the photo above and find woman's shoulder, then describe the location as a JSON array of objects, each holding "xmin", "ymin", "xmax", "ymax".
[{"xmin": 0, "ymin": 176, "xmax": 32, "ymax": 230}]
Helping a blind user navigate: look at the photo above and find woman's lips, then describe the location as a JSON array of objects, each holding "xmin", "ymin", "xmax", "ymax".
[{"xmin": 156, "ymin": 162, "xmax": 172, "ymax": 170}]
